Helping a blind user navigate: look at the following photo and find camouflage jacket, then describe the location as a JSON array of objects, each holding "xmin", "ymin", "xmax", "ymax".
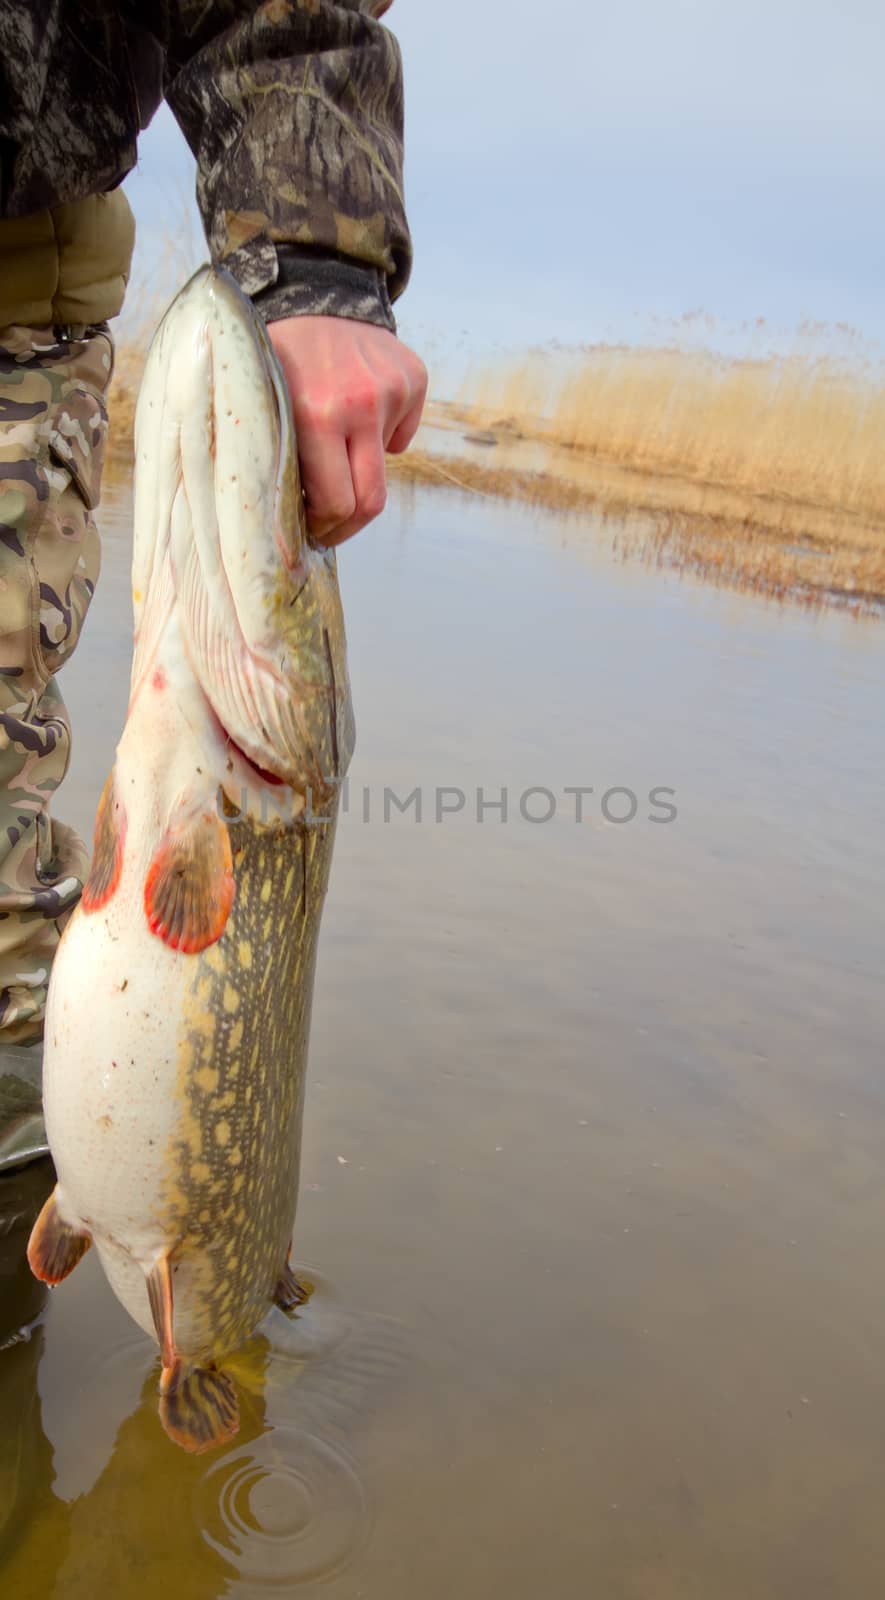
[{"xmin": 0, "ymin": 1, "xmax": 411, "ymax": 330}]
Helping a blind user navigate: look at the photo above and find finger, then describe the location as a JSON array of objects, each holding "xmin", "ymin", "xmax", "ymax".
[
  {"xmin": 360, "ymin": 346, "xmax": 426, "ymax": 451},
  {"xmin": 295, "ymin": 428, "xmax": 356, "ymax": 542},
  {"xmin": 386, "ymin": 387, "xmax": 426, "ymax": 455},
  {"xmin": 384, "ymin": 354, "xmax": 428, "ymax": 452},
  {"xmin": 320, "ymin": 428, "xmax": 387, "ymax": 547}
]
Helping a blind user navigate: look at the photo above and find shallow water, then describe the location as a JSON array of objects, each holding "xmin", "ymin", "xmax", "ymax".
[{"xmin": 2, "ymin": 480, "xmax": 884, "ymax": 1598}]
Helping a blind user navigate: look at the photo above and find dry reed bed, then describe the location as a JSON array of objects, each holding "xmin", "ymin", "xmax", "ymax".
[
  {"xmin": 106, "ymin": 338, "xmax": 142, "ymax": 471},
  {"xmin": 106, "ymin": 336, "xmax": 885, "ymax": 616},
  {"xmin": 456, "ymin": 345, "xmax": 885, "ymax": 523}
]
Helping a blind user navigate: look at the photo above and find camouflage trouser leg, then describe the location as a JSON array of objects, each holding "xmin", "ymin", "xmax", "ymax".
[{"xmin": 0, "ymin": 323, "xmax": 112, "ymax": 1044}]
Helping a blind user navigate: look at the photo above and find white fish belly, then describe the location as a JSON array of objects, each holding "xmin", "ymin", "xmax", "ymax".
[
  {"xmin": 43, "ymin": 873, "xmax": 192, "ymax": 1340},
  {"xmin": 42, "ymin": 810, "xmax": 312, "ymax": 1360}
]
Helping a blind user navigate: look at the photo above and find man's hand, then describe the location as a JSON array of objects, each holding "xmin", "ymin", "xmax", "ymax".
[{"xmin": 268, "ymin": 317, "xmax": 427, "ymax": 547}]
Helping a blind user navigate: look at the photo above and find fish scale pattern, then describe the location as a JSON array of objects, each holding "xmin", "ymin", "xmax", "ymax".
[{"xmin": 162, "ymin": 808, "xmax": 339, "ymax": 1359}]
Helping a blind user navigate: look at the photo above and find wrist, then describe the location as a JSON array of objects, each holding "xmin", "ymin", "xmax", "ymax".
[{"xmin": 251, "ymin": 246, "xmax": 396, "ymax": 333}]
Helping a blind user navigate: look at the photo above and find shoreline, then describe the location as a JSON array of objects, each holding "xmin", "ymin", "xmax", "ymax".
[{"xmin": 388, "ymin": 436, "xmax": 885, "ymax": 619}]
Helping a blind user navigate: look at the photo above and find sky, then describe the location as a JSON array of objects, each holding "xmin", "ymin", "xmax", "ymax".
[{"xmin": 123, "ymin": 0, "xmax": 885, "ymax": 374}]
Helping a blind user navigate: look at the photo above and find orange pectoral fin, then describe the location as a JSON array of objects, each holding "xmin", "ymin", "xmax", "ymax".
[
  {"xmin": 81, "ymin": 773, "xmax": 125, "ymax": 912},
  {"xmin": 144, "ymin": 810, "xmax": 235, "ymax": 954},
  {"xmin": 27, "ymin": 1188, "xmax": 92, "ymax": 1284}
]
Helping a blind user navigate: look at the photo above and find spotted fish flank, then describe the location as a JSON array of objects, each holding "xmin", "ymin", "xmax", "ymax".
[
  {"xmin": 27, "ymin": 268, "xmax": 354, "ymax": 1452},
  {"xmin": 160, "ymin": 814, "xmax": 335, "ymax": 1359}
]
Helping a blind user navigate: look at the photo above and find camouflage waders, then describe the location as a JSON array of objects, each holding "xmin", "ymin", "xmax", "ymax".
[{"xmin": 0, "ymin": 322, "xmax": 112, "ymax": 1168}]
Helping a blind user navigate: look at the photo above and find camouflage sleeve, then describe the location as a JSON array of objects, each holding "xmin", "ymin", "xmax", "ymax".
[{"xmin": 163, "ymin": 0, "xmax": 411, "ymax": 332}]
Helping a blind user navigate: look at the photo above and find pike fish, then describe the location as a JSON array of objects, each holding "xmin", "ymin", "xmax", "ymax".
[{"xmin": 27, "ymin": 267, "xmax": 354, "ymax": 1453}]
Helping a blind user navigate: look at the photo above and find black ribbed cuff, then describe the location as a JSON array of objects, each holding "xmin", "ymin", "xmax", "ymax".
[{"xmin": 245, "ymin": 245, "xmax": 397, "ymax": 332}]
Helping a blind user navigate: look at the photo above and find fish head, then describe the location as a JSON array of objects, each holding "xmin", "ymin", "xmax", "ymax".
[{"xmin": 132, "ymin": 266, "xmax": 354, "ymax": 800}]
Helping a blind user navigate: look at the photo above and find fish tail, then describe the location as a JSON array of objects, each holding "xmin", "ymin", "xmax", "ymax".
[
  {"xmin": 146, "ymin": 1252, "xmax": 239, "ymax": 1452},
  {"xmin": 159, "ymin": 1358, "xmax": 239, "ymax": 1454}
]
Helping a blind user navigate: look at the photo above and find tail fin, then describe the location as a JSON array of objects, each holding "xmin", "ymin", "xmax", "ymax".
[{"xmin": 159, "ymin": 1361, "xmax": 239, "ymax": 1454}]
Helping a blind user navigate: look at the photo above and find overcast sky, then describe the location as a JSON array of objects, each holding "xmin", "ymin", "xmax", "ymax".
[{"xmin": 124, "ymin": 0, "xmax": 885, "ymax": 366}]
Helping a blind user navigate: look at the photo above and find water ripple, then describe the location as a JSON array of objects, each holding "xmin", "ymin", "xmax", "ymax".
[
  {"xmin": 195, "ymin": 1425, "xmax": 369, "ymax": 1588},
  {"xmin": 260, "ymin": 1267, "xmax": 353, "ymax": 1365}
]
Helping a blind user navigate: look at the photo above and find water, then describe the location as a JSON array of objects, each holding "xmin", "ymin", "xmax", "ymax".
[{"xmin": 2, "ymin": 480, "xmax": 884, "ymax": 1598}]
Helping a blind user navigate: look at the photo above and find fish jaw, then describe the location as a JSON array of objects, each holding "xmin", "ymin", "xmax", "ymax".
[{"xmin": 131, "ymin": 265, "xmax": 354, "ymax": 798}]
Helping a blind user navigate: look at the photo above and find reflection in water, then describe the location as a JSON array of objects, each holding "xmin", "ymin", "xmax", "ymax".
[
  {"xmin": 0, "ymin": 1249, "xmax": 400, "ymax": 1598},
  {"xmin": 1, "ymin": 481, "xmax": 884, "ymax": 1597},
  {"xmin": 0, "ymin": 1159, "xmax": 54, "ymax": 1575},
  {"xmin": 0, "ymin": 1177, "xmax": 269, "ymax": 1598},
  {"xmin": 398, "ymin": 436, "xmax": 885, "ymax": 617},
  {"xmin": 22, "ymin": 1362, "xmax": 269, "ymax": 1599}
]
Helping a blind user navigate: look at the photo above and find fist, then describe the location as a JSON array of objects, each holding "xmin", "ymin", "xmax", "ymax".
[{"xmin": 268, "ymin": 316, "xmax": 428, "ymax": 547}]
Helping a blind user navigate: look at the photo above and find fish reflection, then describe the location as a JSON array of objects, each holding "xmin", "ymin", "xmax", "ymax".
[
  {"xmin": 1, "ymin": 1219, "xmax": 405, "ymax": 1598},
  {"xmin": 1, "ymin": 1329, "xmax": 273, "ymax": 1598}
]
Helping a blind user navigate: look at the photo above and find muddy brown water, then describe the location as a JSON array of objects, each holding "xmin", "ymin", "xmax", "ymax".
[{"xmin": 1, "ymin": 480, "xmax": 884, "ymax": 1598}]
